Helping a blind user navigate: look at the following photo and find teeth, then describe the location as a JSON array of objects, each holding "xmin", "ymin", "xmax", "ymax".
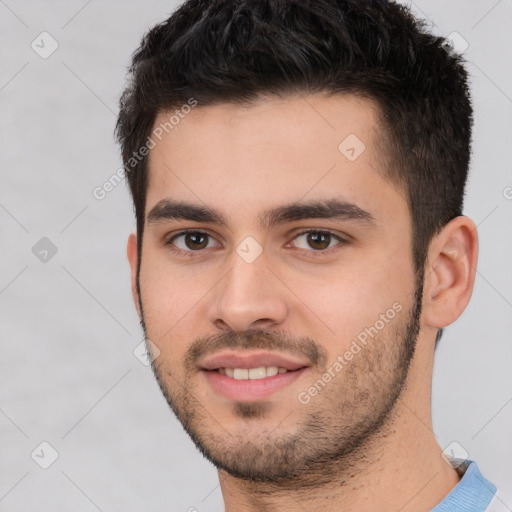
[
  {"xmin": 248, "ymin": 367, "xmax": 266, "ymax": 379},
  {"xmin": 234, "ymin": 368, "xmax": 249, "ymax": 380},
  {"xmin": 266, "ymin": 366, "xmax": 279, "ymax": 377},
  {"xmin": 218, "ymin": 366, "xmax": 288, "ymax": 380}
]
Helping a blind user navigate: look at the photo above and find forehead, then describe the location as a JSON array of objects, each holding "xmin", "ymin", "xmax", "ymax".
[{"xmin": 145, "ymin": 93, "xmax": 405, "ymax": 228}]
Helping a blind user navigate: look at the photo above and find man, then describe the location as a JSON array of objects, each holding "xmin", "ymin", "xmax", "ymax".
[{"xmin": 116, "ymin": 0, "xmax": 505, "ymax": 510}]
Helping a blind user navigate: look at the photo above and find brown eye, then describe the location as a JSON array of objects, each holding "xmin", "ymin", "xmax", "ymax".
[
  {"xmin": 307, "ymin": 232, "xmax": 332, "ymax": 250},
  {"xmin": 182, "ymin": 232, "xmax": 209, "ymax": 250},
  {"xmin": 167, "ymin": 230, "xmax": 218, "ymax": 255},
  {"xmin": 291, "ymin": 230, "xmax": 344, "ymax": 252}
]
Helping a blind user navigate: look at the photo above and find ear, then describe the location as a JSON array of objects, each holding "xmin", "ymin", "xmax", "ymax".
[
  {"xmin": 422, "ymin": 216, "xmax": 479, "ymax": 330},
  {"xmin": 127, "ymin": 233, "xmax": 142, "ymax": 319}
]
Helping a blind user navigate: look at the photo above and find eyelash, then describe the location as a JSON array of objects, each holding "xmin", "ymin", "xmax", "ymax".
[{"xmin": 164, "ymin": 229, "xmax": 347, "ymax": 258}]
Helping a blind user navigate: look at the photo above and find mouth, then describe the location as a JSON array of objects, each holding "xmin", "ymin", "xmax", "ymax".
[
  {"xmin": 214, "ymin": 366, "xmax": 296, "ymax": 379},
  {"xmin": 198, "ymin": 350, "xmax": 311, "ymax": 401},
  {"xmin": 201, "ymin": 365, "xmax": 309, "ymax": 402}
]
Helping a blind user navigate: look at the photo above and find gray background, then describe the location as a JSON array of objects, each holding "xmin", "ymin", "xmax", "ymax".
[{"xmin": 0, "ymin": 0, "xmax": 511, "ymax": 510}]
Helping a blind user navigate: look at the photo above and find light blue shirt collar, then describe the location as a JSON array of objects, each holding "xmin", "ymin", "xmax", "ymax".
[{"xmin": 431, "ymin": 459, "xmax": 497, "ymax": 511}]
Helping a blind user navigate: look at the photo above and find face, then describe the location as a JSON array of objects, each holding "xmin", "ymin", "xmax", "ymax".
[{"xmin": 129, "ymin": 93, "xmax": 424, "ymax": 484}]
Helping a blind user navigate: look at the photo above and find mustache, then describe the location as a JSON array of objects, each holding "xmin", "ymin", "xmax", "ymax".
[{"xmin": 183, "ymin": 329, "xmax": 328, "ymax": 373}]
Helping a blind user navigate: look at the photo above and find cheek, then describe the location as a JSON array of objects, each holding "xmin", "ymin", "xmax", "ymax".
[
  {"xmin": 138, "ymin": 254, "xmax": 209, "ymax": 343},
  {"xmin": 286, "ymin": 247, "xmax": 413, "ymax": 346},
  {"xmin": 139, "ymin": 267, "xmax": 205, "ymax": 375}
]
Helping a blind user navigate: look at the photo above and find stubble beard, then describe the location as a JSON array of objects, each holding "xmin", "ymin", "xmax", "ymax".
[{"xmin": 140, "ymin": 271, "xmax": 423, "ymax": 488}]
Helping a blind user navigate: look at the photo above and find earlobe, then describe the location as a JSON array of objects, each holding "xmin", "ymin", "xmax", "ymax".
[
  {"xmin": 423, "ymin": 217, "xmax": 478, "ymax": 329},
  {"xmin": 127, "ymin": 233, "xmax": 142, "ymax": 318}
]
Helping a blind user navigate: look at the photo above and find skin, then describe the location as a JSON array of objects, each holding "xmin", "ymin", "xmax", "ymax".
[{"xmin": 127, "ymin": 93, "xmax": 478, "ymax": 511}]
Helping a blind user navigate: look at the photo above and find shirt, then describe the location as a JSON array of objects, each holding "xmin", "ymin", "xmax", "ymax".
[{"xmin": 432, "ymin": 459, "xmax": 509, "ymax": 511}]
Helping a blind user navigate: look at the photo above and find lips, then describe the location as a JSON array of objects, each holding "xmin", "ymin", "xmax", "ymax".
[{"xmin": 198, "ymin": 350, "xmax": 310, "ymax": 372}]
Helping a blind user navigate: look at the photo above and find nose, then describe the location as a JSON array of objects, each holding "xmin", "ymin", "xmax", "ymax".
[{"xmin": 207, "ymin": 246, "xmax": 289, "ymax": 333}]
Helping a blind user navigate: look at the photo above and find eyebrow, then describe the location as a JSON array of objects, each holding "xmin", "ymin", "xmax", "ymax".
[{"xmin": 146, "ymin": 198, "xmax": 377, "ymax": 230}]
